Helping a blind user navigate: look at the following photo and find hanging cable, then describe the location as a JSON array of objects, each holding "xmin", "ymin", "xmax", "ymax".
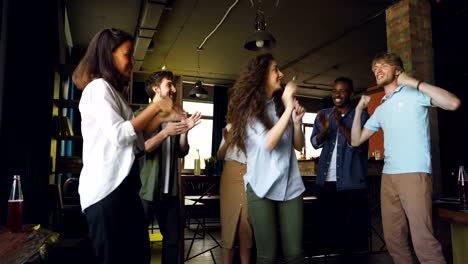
[
  {"xmin": 197, "ymin": 49, "xmax": 201, "ymax": 77},
  {"xmin": 197, "ymin": 0, "xmax": 239, "ymax": 50}
]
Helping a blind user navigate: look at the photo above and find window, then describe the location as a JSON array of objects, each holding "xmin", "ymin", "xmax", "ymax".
[
  {"xmin": 295, "ymin": 112, "xmax": 322, "ymax": 159},
  {"xmin": 182, "ymin": 101, "xmax": 213, "ymax": 170}
]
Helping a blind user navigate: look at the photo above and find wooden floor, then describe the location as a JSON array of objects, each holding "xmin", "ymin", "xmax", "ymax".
[
  {"xmin": 149, "ymin": 221, "xmax": 396, "ymax": 264},
  {"xmin": 150, "ymin": 224, "xmax": 223, "ymax": 264}
]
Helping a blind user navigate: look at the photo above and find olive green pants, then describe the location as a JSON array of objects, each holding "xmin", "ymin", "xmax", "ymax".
[{"xmin": 247, "ymin": 186, "xmax": 304, "ymax": 264}]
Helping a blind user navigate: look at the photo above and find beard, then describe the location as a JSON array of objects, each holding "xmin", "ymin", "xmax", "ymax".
[{"xmin": 376, "ymin": 73, "xmax": 397, "ymax": 87}]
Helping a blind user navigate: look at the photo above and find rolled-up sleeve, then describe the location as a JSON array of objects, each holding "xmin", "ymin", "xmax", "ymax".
[
  {"xmin": 416, "ymin": 89, "xmax": 432, "ymax": 107},
  {"xmin": 311, "ymin": 112, "xmax": 323, "ymax": 149},
  {"xmin": 364, "ymin": 109, "xmax": 380, "ymax": 132},
  {"xmin": 91, "ymin": 81, "xmax": 137, "ymax": 147}
]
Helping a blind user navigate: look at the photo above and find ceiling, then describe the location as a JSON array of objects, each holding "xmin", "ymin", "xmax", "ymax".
[{"xmin": 67, "ymin": 0, "xmax": 398, "ymax": 99}]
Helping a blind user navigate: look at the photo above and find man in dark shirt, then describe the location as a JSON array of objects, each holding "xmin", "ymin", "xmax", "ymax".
[
  {"xmin": 139, "ymin": 71, "xmax": 200, "ymax": 264},
  {"xmin": 311, "ymin": 77, "xmax": 369, "ymax": 262}
]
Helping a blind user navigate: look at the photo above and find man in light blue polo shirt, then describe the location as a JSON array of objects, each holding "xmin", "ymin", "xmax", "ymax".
[{"xmin": 351, "ymin": 52, "xmax": 461, "ymax": 264}]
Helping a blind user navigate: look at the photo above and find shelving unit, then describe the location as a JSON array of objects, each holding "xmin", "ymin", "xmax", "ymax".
[{"xmin": 50, "ymin": 64, "xmax": 82, "ymax": 185}]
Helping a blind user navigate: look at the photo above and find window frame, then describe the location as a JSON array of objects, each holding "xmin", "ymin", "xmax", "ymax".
[{"xmin": 181, "ymin": 100, "xmax": 214, "ymax": 174}]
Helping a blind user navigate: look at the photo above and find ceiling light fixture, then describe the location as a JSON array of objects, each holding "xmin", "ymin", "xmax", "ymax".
[
  {"xmin": 189, "ymin": 50, "xmax": 209, "ymax": 98},
  {"xmin": 244, "ymin": 0, "xmax": 276, "ymax": 51},
  {"xmin": 189, "ymin": 80, "xmax": 209, "ymax": 98}
]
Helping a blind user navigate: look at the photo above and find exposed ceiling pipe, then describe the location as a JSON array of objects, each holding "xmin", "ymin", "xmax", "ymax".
[{"xmin": 133, "ymin": 1, "xmax": 167, "ymax": 70}]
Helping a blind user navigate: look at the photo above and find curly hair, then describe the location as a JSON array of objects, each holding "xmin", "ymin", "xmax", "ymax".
[{"xmin": 226, "ymin": 53, "xmax": 284, "ymax": 154}]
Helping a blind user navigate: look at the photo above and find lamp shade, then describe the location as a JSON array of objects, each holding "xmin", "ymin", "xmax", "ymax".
[
  {"xmin": 189, "ymin": 80, "xmax": 209, "ymax": 98},
  {"xmin": 244, "ymin": 30, "xmax": 276, "ymax": 51}
]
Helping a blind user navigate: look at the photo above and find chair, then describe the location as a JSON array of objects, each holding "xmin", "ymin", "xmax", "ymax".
[
  {"xmin": 48, "ymin": 183, "xmax": 88, "ymax": 238},
  {"xmin": 62, "ymin": 177, "xmax": 80, "ymax": 205},
  {"xmin": 182, "ymin": 176, "xmax": 221, "ymax": 263}
]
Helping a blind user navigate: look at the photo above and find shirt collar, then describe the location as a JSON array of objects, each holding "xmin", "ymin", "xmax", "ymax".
[
  {"xmin": 381, "ymin": 85, "xmax": 404, "ymax": 103},
  {"xmin": 265, "ymin": 97, "xmax": 274, "ymax": 105},
  {"xmin": 342, "ymin": 106, "xmax": 353, "ymax": 118},
  {"xmin": 335, "ymin": 106, "xmax": 353, "ymax": 119}
]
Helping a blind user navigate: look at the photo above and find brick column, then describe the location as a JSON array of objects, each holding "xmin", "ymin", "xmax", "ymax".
[{"xmin": 386, "ymin": 0, "xmax": 442, "ymax": 197}]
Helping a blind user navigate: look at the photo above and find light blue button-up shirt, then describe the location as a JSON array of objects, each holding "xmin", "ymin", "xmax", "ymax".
[
  {"xmin": 243, "ymin": 99, "xmax": 305, "ymax": 201},
  {"xmin": 364, "ymin": 85, "xmax": 432, "ymax": 174}
]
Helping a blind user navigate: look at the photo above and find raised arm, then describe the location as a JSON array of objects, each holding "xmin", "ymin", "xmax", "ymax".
[
  {"xmin": 292, "ymin": 100, "xmax": 305, "ymax": 151},
  {"xmin": 351, "ymin": 95, "xmax": 376, "ymax": 146},
  {"xmin": 131, "ymin": 96, "xmax": 173, "ymax": 133},
  {"xmin": 398, "ymin": 73, "xmax": 461, "ymax": 110},
  {"xmin": 265, "ymin": 81, "xmax": 296, "ymax": 151}
]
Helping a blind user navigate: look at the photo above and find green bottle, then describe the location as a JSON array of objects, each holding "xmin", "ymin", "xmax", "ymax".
[{"xmin": 194, "ymin": 149, "xmax": 201, "ymax": 176}]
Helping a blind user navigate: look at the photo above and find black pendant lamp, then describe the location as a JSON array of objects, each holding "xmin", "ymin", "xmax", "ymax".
[
  {"xmin": 189, "ymin": 80, "xmax": 209, "ymax": 98},
  {"xmin": 244, "ymin": 1, "xmax": 276, "ymax": 51}
]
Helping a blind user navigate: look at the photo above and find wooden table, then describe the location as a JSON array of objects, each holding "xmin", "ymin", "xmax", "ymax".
[
  {"xmin": 0, "ymin": 225, "xmax": 59, "ymax": 264},
  {"xmin": 435, "ymin": 207, "xmax": 468, "ymax": 264}
]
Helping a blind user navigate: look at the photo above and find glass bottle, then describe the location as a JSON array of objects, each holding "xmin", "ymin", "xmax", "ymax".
[
  {"xmin": 7, "ymin": 175, "xmax": 24, "ymax": 232},
  {"xmin": 458, "ymin": 166, "xmax": 468, "ymax": 210},
  {"xmin": 194, "ymin": 149, "xmax": 201, "ymax": 176},
  {"xmin": 375, "ymin": 149, "xmax": 381, "ymax": 160}
]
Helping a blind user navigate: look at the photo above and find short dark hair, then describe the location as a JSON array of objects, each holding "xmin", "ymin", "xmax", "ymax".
[
  {"xmin": 371, "ymin": 52, "xmax": 405, "ymax": 72},
  {"xmin": 144, "ymin": 71, "xmax": 174, "ymax": 98},
  {"xmin": 334, "ymin": 77, "xmax": 354, "ymax": 93},
  {"xmin": 72, "ymin": 28, "xmax": 134, "ymax": 90}
]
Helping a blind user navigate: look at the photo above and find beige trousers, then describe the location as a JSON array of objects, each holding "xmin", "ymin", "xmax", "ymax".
[{"xmin": 381, "ymin": 172, "xmax": 446, "ymax": 264}]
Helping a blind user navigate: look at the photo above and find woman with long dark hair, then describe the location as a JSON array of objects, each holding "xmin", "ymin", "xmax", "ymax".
[
  {"xmin": 226, "ymin": 53, "xmax": 306, "ymax": 264},
  {"xmin": 73, "ymin": 28, "xmax": 172, "ymax": 264}
]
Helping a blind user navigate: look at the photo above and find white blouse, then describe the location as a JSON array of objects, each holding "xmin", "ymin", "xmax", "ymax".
[
  {"xmin": 218, "ymin": 124, "xmax": 246, "ymax": 164},
  {"xmin": 78, "ymin": 78, "xmax": 144, "ymax": 211}
]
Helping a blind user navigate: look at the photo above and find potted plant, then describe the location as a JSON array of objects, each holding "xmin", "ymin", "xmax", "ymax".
[{"xmin": 203, "ymin": 156, "xmax": 217, "ymax": 177}]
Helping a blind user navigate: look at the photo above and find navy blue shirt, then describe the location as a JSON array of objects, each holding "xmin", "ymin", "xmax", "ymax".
[{"xmin": 311, "ymin": 106, "xmax": 369, "ymax": 191}]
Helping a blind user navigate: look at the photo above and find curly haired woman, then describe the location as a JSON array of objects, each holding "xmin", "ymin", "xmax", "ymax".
[{"xmin": 226, "ymin": 53, "xmax": 306, "ymax": 264}]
